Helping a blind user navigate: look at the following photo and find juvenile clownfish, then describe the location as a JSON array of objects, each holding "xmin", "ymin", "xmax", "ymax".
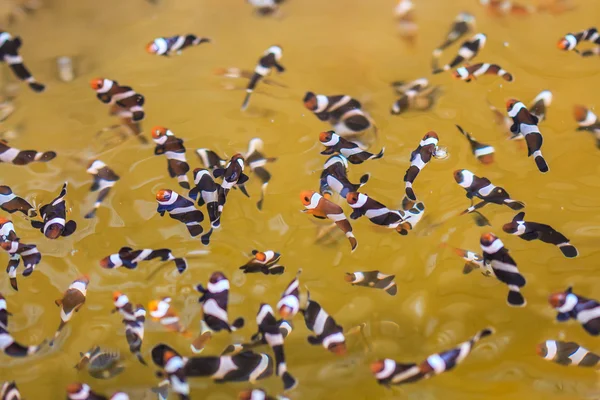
[
  {"xmin": 320, "ymin": 155, "xmax": 369, "ymax": 199},
  {"xmin": 506, "ymin": 99, "xmax": 549, "ymax": 173},
  {"xmin": 195, "ymin": 149, "xmax": 226, "ymax": 172},
  {"xmin": 445, "ymin": 245, "xmax": 491, "ymax": 276},
  {"xmin": 112, "ymin": 291, "xmax": 146, "ymax": 365},
  {"xmin": 573, "ymin": 104, "xmax": 600, "ymax": 148},
  {"xmin": 488, "ymin": 90, "xmax": 553, "ymax": 140},
  {"xmin": 30, "ymin": 182, "xmax": 77, "ymax": 239},
  {"xmin": 239, "ymin": 389, "xmax": 288, "ymax": 400},
  {"xmin": 454, "ymin": 169, "xmax": 525, "ymax": 214},
  {"xmin": 148, "ymin": 297, "xmax": 193, "ymax": 338},
  {"xmin": 0, "ymin": 31, "xmax": 44, "ymax": 92},
  {"xmin": 90, "ymin": 78, "xmax": 145, "ymax": 123},
  {"xmin": 390, "ymin": 78, "xmax": 441, "ymax": 115},
  {"xmin": 0, "ymin": 217, "xmax": 18, "ymax": 242},
  {"xmin": 403, "ymin": 131, "xmax": 441, "ymax": 202},
  {"xmin": 146, "ymin": 35, "xmax": 210, "ymax": 56},
  {"xmin": 502, "ymin": 212, "xmax": 578, "ymax": 258},
  {"xmin": 189, "ymin": 168, "xmax": 220, "ymax": 245},
  {"xmin": 162, "ymin": 351, "xmax": 189, "ymax": 400},
  {"xmin": 394, "ymin": 0, "xmax": 417, "ymax": 45},
  {"xmin": 100, "ymin": 247, "xmax": 187, "ymax": 273},
  {"xmin": 0, "ymin": 139, "xmax": 55, "ymax": 165},
  {"xmin": 549, "ymin": 287, "xmax": 600, "ymax": 336},
  {"xmin": 300, "ymin": 190, "xmax": 357, "ymax": 251},
  {"xmin": 156, "ymin": 189, "xmax": 204, "ymax": 237},
  {"xmin": 433, "ymin": 33, "xmax": 486, "ymax": 74},
  {"xmin": 152, "ymin": 126, "xmax": 190, "ymax": 189},
  {"xmin": 480, "ymin": 233, "xmax": 526, "ymax": 307},
  {"xmin": 456, "ymin": 125, "xmax": 494, "ymax": 164},
  {"xmin": 242, "ymin": 45, "xmax": 285, "ymax": 111},
  {"xmin": 0, "ymin": 293, "xmax": 46, "ymax": 357},
  {"xmin": 557, "ymin": 27, "xmax": 600, "ymax": 54},
  {"xmin": 85, "ymin": 160, "xmax": 119, "ymax": 219},
  {"xmin": 345, "ymin": 271, "xmax": 397, "ymax": 296},
  {"xmin": 319, "ymin": 131, "xmax": 384, "ymax": 165},
  {"xmin": 51, "ymin": 275, "xmax": 89, "ymax": 346},
  {"xmin": 1, "ymin": 381, "xmax": 22, "ymax": 400},
  {"xmin": 277, "ymin": 270, "xmax": 301, "ymax": 319},
  {"xmin": 301, "ymin": 291, "xmax": 346, "ymax": 355},
  {"xmin": 304, "ymin": 92, "xmax": 376, "ymax": 137},
  {"xmin": 240, "ymin": 250, "xmax": 284, "ymax": 275},
  {"xmin": 372, "ymin": 328, "xmax": 493, "ymax": 386},
  {"xmin": 0, "ymin": 241, "xmax": 41, "ymax": 290},
  {"xmin": 537, "ymin": 340, "xmax": 600, "ymax": 368},
  {"xmin": 66, "ymin": 383, "xmax": 129, "ymax": 400},
  {"xmin": 431, "ymin": 12, "xmax": 475, "ymax": 61},
  {"xmin": 0, "ymin": 185, "xmax": 35, "ymax": 217},
  {"xmin": 479, "ymin": 0, "xmax": 535, "ymax": 16},
  {"xmin": 244, "ymin": 138, "xmax": 277, "ymax": 210},
  {"xmin": 213, "ymin": 154, "xmax": 251, "ymax": 215},
  {"xmin": 452, "ymin": 63, "xmax": 513, "ymax": 82}
]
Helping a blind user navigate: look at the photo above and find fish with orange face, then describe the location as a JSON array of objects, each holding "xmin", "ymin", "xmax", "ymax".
[
  {"xmin": 146, "ymin": 35, "xmax": 210, "ymax": 57},
  {"xmin": 148, "ymin": 297, "xmax": 192, "ymax": 338},
  {"xmin": 557, "ymin": 27, "xmax": 600, "ymax": 55},
  {"xmin": 50, "ymin": 275, "xmax": 89, "ymax": 346},
  {"xmin": 152, "ymin": 126, "xmax": 190, "ymax": 189},
  {"xmin": 319, "ymin": 131, "xmax": 384, "ymax": 165},
  {"xmin": 90, "ymin": 78, "xmax": 145, "ymax": 123},
  {"xmin": 488, "ymin": 90, "xmax": 553, "ymax": 141},
  {"xmin": 30, "ymin": 183, "xmax": 77, "ymax": 239},
  {"xmin": 549, "ymin": 287, "xmax": 600, "ymax": 336},
  {"xmin": 403, "ymin": 131, "xmax": 442, "ymax": 202},
  {"xmin": 456, "ymin": 125, "xmax": 494, "ymax": 164},
  {"xmin": 573, "ymin": 105, "xmax": 600, "ymax": 148},
  {"xmin": 240, "ymin": 250, "xmax": 284, "ymax": 275},
  {"xmin": 0, "ymin": 240, "xmax": 41, "ymax": 291},
  {"xmin": 452, "ymin": 63, "xmax": 513, "ymax": 82},
  {"xmin": 300, "ymin": 190, "xmax": 357, "ymax": 251},
  {"xmin": 507, "ymin": 98, "xmax": 549, "ymax": 173},
  {"xmin": 277, "ymin": 270, "xmax": 301, "ymax": 319},
  {"xmin": 301, "ymin": 290, "xmax": 346, "ymax": 355},
  {"xmin": 156, "ymin": 189, "xmax": 204, "ymax": 237}
]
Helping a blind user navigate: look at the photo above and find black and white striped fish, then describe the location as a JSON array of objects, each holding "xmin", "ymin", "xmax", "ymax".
[
  {"xmin": 240, "ymin": 250, "xmax": 284, "ymax": 275},
  {"xmin": 319, "ymin": 155, "xmax": 369, "ymax": 199},
  {"xmin": 66, "ymin": 383, "xmax": 130, "ymax": 400},
  {"xmin": 0, "ymin": 32, "xmax": 44, "ymax": 92},
  {"xmin": 90, "ymin": 78, "xmax": 145, "ymax": 123},
  {"xmin": 156, "ymin": 189, "xmax": 204, "ymax": 237},
  {"xmin": 454, "ymin": 169, "xmax": 525, "ymax": 214},
  {"xmin": 390, "ymin": 78, "xmax": 440, "ymax": 115},
  {"xmin": 85, "ymin": 160, "xmax": 119, "ymax": 219},
  {"xmin": 0, "ymin": 186, "xmax": 35, "ymax": 217},
  {"xmin": 431, "ymin": 12, "xmax": 475, "ymax": 62},
  {"xmin": 195, "ymin": 149, "xmax": 226, "ymax": 172},
  {"xmin": 345, "ymin": 271, "xmax": 397, "ymax": 295},
  {"xmin": 557, "ymin": 27, "xmax": 600, "ymax": 54},
  {"xmin": 319, "ymin": 131, "xmax": 384, "ymax": 165},
  {"xmin": 304, "ymin": 92, "xmax": 376, "ymax": 136},
  {"xmin": 301, "ymin": 291, "xmax": 346, "ymax": 355},
  {"xmin": 507, "ymin": 99, "xmax": 549, "ymax": 173},
  {"xmin": 242, "ymin": 46, "xmax": 285, "ymax": 110},
  {"xmin": 146, "ymin": 35, "xmax": 210, "ymax": 56},
  {"xmin": 1, "ymin": 241, "xmax": 41, "ymax": 290},
  {"xmin": 152, "ymin": 126, "xmax": 190, "ymax": 189},
  {"xmin": 189, "ymin": 168, "xmax": 220, "ymax": 245},
  {"xmin": 112, "ymin": 291, "xmax": 146, "ymax": 365},
  {"xmin": 30, "ymin": 182, "xmax": 77, "ymax": 239},
  {"xmin": 244, "ymin": 138, "xmax": 277, "ymax": 210},
  {"xmin": 0, "ymin": 140, "xmax": 55, "ymax": 165},
  {"xmin": 456, "ymin": 125, "xmax": 494, "ymax": 164},
  {"xmin": 573, "ymin": 104, "xmax": 600, "ymax": 148},
  {"xmin": 213, "ymin": 154, "xmax": 250, "ymax": 214},
  {"xmin": 549, "ymin": 287, "xmax": 600, "ymax": 336},
  {"xmin": 100, "ymin": 247, "xmax": 187, "ymax": 273},
  {"xmin": 277, "ymin": 270, "xmax": 301, "ymax": 319},
  {"xmin": 433, "ymin": 33, "xmax": 486, "ymax": 74},
  {"xmin": 537, "ymin": 340, "xmax": 600, "ymax": 367},
  {"xmin": 0, "ymin": 218, "xmax": 18, "ymax": 242},
  {"xmin": 403, "ymin": 131, "xmax": 440, "ymax": 201},
  {"xmin": 222, "ymin": 320, "xmax": 293, "ymax": 356}
]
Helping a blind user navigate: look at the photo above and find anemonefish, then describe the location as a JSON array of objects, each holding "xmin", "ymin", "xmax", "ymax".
[
  {"xmin": 240, "ymin": 250, "xmax": 284, "ymax": 275},
  {"xmin": 0, "ymin": 32, "xmax": 44, "ymax": 92},
  {"xmin": 148, "ymin": 297, "xmax": 192, "ymax": 338},
  {"xmin": 244, "ymin": 138, "xmax": 277, "ymax": 210},
  {"xmin": 549, "ymin": 287, "xmax": 600, "ymax": 336},
  {"xmin": 254, "ymin": 303, "xmax": 297, "ymax": 391},
  {"xmin": 344, "ymin": 271, "xmax": 397, "ymax": 296},
  {"xmin": 85, "ymin": 160, "xmax": 119, "ymax": 219},
  {"xmin": 100, "ymin": 247, "xmax": 187, "ymax": 273},
  {"xmin": 112, "ymin": 291, "xmax": 146, "ymax": 365},
  {"xmin": 0, "ymin": 218, "xmax": 17, "ymax": 242},
  {"xmin": 90, "ymin": 78, "xmax": 145, "ymax": 122},
  {"xmin": 247, "ymin": 0, "xmax": 285, "ymax": 16},
  {"xmin": 320, "ymin": 155, "xmax": 369, "ymax": 199},
  {"xmin": 30, "ymin": 182, "xmax": 77, "ymax": 239},
  {"xmin": 213, "ymin": 154, "xmax": 250, "ymax": 214},
  {"xmin": 507, "ymin": 99, "xmax": 549, "ymax": 173},
  {"xmin": 0, "ymin": 139, "xmax": 55, "ymax": 165},
  {"xmin": 479, "ymin": 0, "xmax": 535, "ymax": 16},
  {"xmin": 454, "ymin": 169, "xmax": 525, "ymax": 214},
  {"xmin": 394, "ymin": 0, "xmax": 417, "ymax": 45},
  {"xmin": 481, "ymin": 233, "xmax": 526, "ymax": 307},
  {"xmin": 189, "ymin": 168, "xmax": 220, "ymax": 245},
  {"xmin": 432, "ymin": 12, "xmax": 475, "ymax": 61},
  {"xmin": 300, "ymin": 190, "xmax": 357, "ymax": 252},
  {"xmin": 573, "ymin": 105, "xmax": 600, "ymax": 148},
  {"xmin": 146, "ymin": 35, "xmax": 210, "ymax": 56},
  {"xmin": 433, "ymin": 33, "xmax": 486, "ymax": 74},
  {"xmin": 66, "ymin": 383, "xmax": 129, "ymax": 400},
  {"xmin": 161, "ymin": 351, "xmax": 190, "ymax": 400},
  {"xmin": 195, "ymin": 272, "xmax": 245, "ymax": 352},
  {"xmin": 50, "ymin": 275, "xmax": 89, "ymax": 345},
  {"xmin": 537, "ymin": 340, "xmax": 600, "ymax": 367},
  {"xmin": 0, "ymin": 185, "xmax": 35, "ymax": 217},
  {"xmin": 403, "ymin": 131, "xmax": 441, "ymax": 201},
  {"xmin": 319, "ymin": 131, "xmax": 384, "ymax": 165},
  {"xmin": 304, "ymin": 92, "xmax": 376, "ymax": 137},
  {"xmin": 195, "ymin": 149, "xmax": 226, "ymax": 171},
  {"xmin": 456, "ymin": 125, "xmax": 494, "ymax": 164},
  {"xmin": 1, "ymin": 381, "xmax": 21, "ymax": 400},
  {"xmin": 0, "ymin": 241, "xmax": 41, "ymax": 290},
  {"xmin": 242, "ymin": 45, "xmax": 285, "ymax": 110},
  {"xmin": 239, "ymin": 389, "xmax": 289, "ymax": 400},
  {"xmin": 452, "ymin": 63, "xmax": 513, "ymax": 82},
  {"xmin": 502, "ymin": 212, "xmax": 578, "ymax": 258},
  {"xmin": 152, "ymin": 126, "xmax": 190, "ymax": 189},
  {"xmin": 557, "ymin": 27, "xmax": 600, "ymax": 53},
  {"xmin": 156, "ymin": 189, "xmax": 204, "ymax": 237},
  {"xmin": 277, "ymin": 270, "xmax": 301, "ymax": 319},
  {"xmin": 446, "ymin": 246, "xmax": 491, "ymax": 276},
  {"xmin": 301, "ymin": 291, "xmax": 346, "ymax": 355},
  {"xmin": 390, "ymin": 78, "xmax": 441, "ymax": 115},
  {"xmin": 372, "ymin": 328, "xmax": 494, "ymax": 387},
  {"xmin": 489, "ymin": 90, "xmax": 553, "ymax": 140},
  {"xmin": 0, "ymin": 293, "xmax": 45, "ymax": 357}
]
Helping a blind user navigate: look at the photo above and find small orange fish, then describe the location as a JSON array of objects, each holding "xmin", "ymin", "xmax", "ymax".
[{"xmin": 148, "ymin": 297, "xmax": 192, "ymax": 338}]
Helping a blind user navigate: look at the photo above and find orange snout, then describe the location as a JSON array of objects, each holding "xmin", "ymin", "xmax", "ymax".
[
  {"xmin": 156, "ymin": 189, "xmax": 172, "ymax": 202},
  {"xmin": 151, "ymin": 126, "xmax": 168, "ymax": 139},
  {"xmin": 254, "ymin": 252, "xmax": 266, "ymax": 262},
  {"xmin": 557, "ymin": 38, "xmax": 569, "ymax": 50},
  {"xmin": 370, "ymin": 360, "xmax": 385, "ymax": 374},
  {"xmin": 300, "ymin": 190, "xmax": 316, "ymax": 206},
  {"xmin": 548, "ymin": 291, "xmax": 566, "ymax": 308},
  {"xmin": 89, "ymin": 78, "xmax": 104, "ymax": 90},
  {"xmin": 506, "ymin": 98, "xmax": 518, "ymax": 110},
  {"xmin": 481, "ymin": 232, "xmax": 496, "ymax": 243},
  {"xmin": 146, "ymin": 42, "xmax": 157, "ymax": 54},
  {"xmin": 319, "ymin": 131, "xmax": 334, "ymax": 143},
  {"xmin": 112, "ymin": 291, "xmax": 123, "ymax": 302},
  {"xmin": 279, "ymin": 305, "xmax": 292, "ymax": 318},
  {"xmin": 573, "ymin": 105, "xmax": 588, "ymax": 122}
]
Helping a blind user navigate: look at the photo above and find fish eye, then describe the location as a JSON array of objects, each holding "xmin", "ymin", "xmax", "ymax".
[{"xmin": 304, "ymin": 196, "xmax": 309, "ymax": 202}]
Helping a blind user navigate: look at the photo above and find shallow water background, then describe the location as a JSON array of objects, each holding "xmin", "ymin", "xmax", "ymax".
[{"xmin": 2, "ymin": 0, "xmax": 600, "ymax": 399}]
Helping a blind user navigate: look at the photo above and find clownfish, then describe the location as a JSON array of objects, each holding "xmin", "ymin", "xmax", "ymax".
[
  {"xmin": 446, "ymin": 245, "xmax": 491, "ymax": 276},
  {"xmin": 549, "ymin": 287, "xmax": 600, "ymax": 336},
  {"xmin": 100, "ymin": 247, "xmax": 187, "ymax": 274},
  {"xmin": 454, "ymin": 169, "xmax": 525, "ymax": 214},
  {"xmin": 433, "ymin": 33, "xmax": 486, "ymax": 74},
  {"xmin": 390, "ymin": 78, "xmax": 441, "ymax": 115},
  {"xmin": 403, "ymin": 131, "xmax": 441, "ymax": 202},
  {"xmin": 152, "ymin": 126, "xmax": 190, "ymax": 189},
  {"xmin": 51, "ymin": 275, "xmax": 89, "ymax": 345},
  {"xmin": 488, "ymin": 90, "xmax": 553, "ymax": 140},
  {"xmin": 507, "ymin": 99, "xmax": 549, "ymax": 173},
  {"xmin": 277, "ymin": 270, "xmax": 301, "ymax": 319},
  {"xmin": 244, "ymin": 138, "xmax": 277, "ymax": 210},
  {"xmin": 502, "ymin": 212, "xmax": 578, "ymax": 258},
  {"xmin": 90, "ymin": 78, "xmax": 145, "ymax": 122},
  {"xmin": 320, "ymin": 155, "xmax": 369, "ymax": 199},
  {"xmin": 242, "ymin": 45, "xmax": 285, "ymax": 111},
  {"xmin": 85, "ymin": 160, "xmax": 119, "ymax": 219},
  {"xmin": 573, "ymin": 104, "xmax": 600, "ymax": 148},
  {"xmin": 481, "ymin": 233, "xmax": 526, "ymax": 307},
  {"xmin": 146, "ymin": 35, "xmax": 210, "ymax": 56},
  {"xmin": 66, "ymin": 383, "xmax": 129, "ymax": 400},
  {"xmin": 557, "ymin": 27, "xmax": 600, "ymax": 53},
  {"xmin": 0, "ymin": 241, "xmax": 41, "ymax": 290},
  {"xmin": 0, "ymin": 293, "xmax": 46, "ymax": 357},
  {"xmin": 0, "ymin": 186, "xmax": 35, "ymax": 217},
  {"xmin": 0, "ymin": 32, "xmax": 44, "ymax": 92},
  {"xmin": 161, "ymin": 351, "xmax": 190, "ymax": 400},
  {"xmin": 300, "ymin": 190, "xmax": 357, "ymax": 251},
  {"xmin": 189, "ymin": 168, "xmax": 220, "ymax": 245},
  {"xmin": 345, "ymin": 271, "xmax": 397, "ymax": 296},
  {"xmin": 301, "ymin": 291, "xmax": 346, "ymax": 355},
  {"xmin": 222, "ymin": 319, "xmax": 293, "ymax": 357},
  {"xmin": 112, "ymin": 291, "xmax": 146, "ymax": 365},
  {"xmin": 156, "ymin": 189, "xmax": 204, "ymax": 237},
  {"xmin": 372, "ymin": 328, "xmax": 494, "ymax": 387},
  {"xmin": 0, "ymin": 139, "xmax": 55, "ymax": 165},
  {"xmin": 148, "ymin": 297, "xmax": 193, "ymax": 338},
  {"xmin": 240, "ymin": 250, "xmax": 284, "ymax": 275},
  {"xmin": 319, "ymin": 131, "xmax": 384, "ymax": 165},
  {"xmin": 195, "ymin": 149, "xmax": 226, "ymax": 172},
  {"xmin": 0, "ymin": 218, "xmax": 18, "ymax": 242},
  {"xmin": 537, "ymin": 340, "xmax": 600, "ymax": 368},
  {"xmin": 304, "ymin": 92, "xmax": 376, "ymax": 137},
  {"xmin": 30, "ymin": 182, "xmax": 77, "ymax": 239},
  {"xmin": 432, "ymin": 12, "xmax": 475, "ymax": 61},
  {"xmin": 247, "ymin": 0, "xmax": 285, "ymax": 16},
  {"xmin": 456, "ymin": 125, "xmax": 494, "ymax": 164},
  {"xmin": 452, "ymin": 63, "xmax": 513, "ymax": 82},
  {"xmin": 394, "ymin": 0, "xmax": 417, "ymax": 45},
  {"xmin": 213, "ymin": 154, "xmax": 250, "ymax": 214},
  {"xmin": 479, "ymin": 0, "xmax": 535, "ymax": 16},
  {"xmin": 1, "ymin": 381, "xmax": 21, "ymax": 400},
  {"xmin": 239, "ymin": 389, "xmax": 288, "ymax": 400}
]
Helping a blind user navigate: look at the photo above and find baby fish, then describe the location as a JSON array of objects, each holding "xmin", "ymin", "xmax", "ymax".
[
  {"xmin": 244, "ymin": 138, "xmax": 277, "ymax": 210},
  {"xmin": 146, "ymin": 35, "xmax": 210, "ymax": 56},
  {"xmin": 112, "ymin": 291, "xmax": 146, "ymax": 365},
  {"xmin": 242, "ymin": 46, "xmax": 285, "ymax": 111},
  {"xmin": 304, "ymin": 92, "xmax": 376, "ymax": 136},
  {"xmin": 319, "ymin": 130, "xmax": 384, "ymax": 165},
  {"xmin": 549, "ymin": 287, "xmax": 600, "ymax": 336},
  {"xmin": 0, "ymin": 139, "xmax": 55, "ymax": 165},
  {"xmin": 573, "ymin": 104, "xmax": 600, "ymax": 148},
  {"xmin": 452, "ymin": 63, "xmax": 513, "ymax": 82},
  {"xmin": 345, "ymin": 271, "xmax": 397, "ymax": 296},
  {"xmin": 0, "ymin": 32, "xmax": 44, "ymax": 92},
  {"xmin": 507, "ymin": 99, "xmax": 549, "ymax": 173},
  {"xmin": 100, "ymin": 247, "xmax": 187, "ymax": 274},
  {"xmin": 301, "ymin": 291, "xmax": 346, "ymax": 355},
  {"xmin": 152, "ymin": 126, "xmax": 190, "ymax": 189},
  {"xmin": 85, "ymin": 160, "xmax": 119, "ymax": 218},
  {"xmin": 51, "ymin": 275, "xmax": 89, "ymax": 345},
  {"xmin": 30, "ymin": 182, "xmax": 77, "ymax": 239},
  {"xmin": 433, "ymin": 33, "xmax": 486, "ymax": 74},
  {"xmin": 0, "ymin": 292, "xmax": 46, "ymax": 357},
  {"xmin": 0, "ymin": 186, "xmax": 35, "ymax": 217},
  {"xmin": 537, "ymin": 340, "xmax": 600, "ymax": 367},
  {"xmin": 456, "ymin": 125, "xmax": 494, "ymax": 164},
  {"xmin": 156, "ymin": 189, "xmax": 204, "ymax": 238},
  {"xmin": 320, "ymin": 155, "xmax": 369, "ymax": 199},
  {"xmin": 240, "ymin": 250, "xmax": 284, "ymax": 275}
]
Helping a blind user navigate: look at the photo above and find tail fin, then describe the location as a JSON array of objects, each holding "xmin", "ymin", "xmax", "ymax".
[
  {"xmin": 348, "ymin": 236, "xmax": 358, "ymax": 252},
  {"xmin": 535, "ymin": 155, "xmax": 549, "ymax": 173},
  {"xmin": 241, "ymin": 92, "xmax": 252, "ymax": 111},
  {"xmin": 84, "ymin": 208, "xmax": 97, "ymax": 219},
  {"xmin": 475, "ymin": 327, "xmax": 495, "ymax": 341},
  {"xmin": 507, "ymin": 285, "xmax": 526, "ymax": 307},
  {"xmin": 200, "ymin": 228, "xmax": 213, "ymax": 246},
  {"xmin": 282, "ymin": 371, "xmax": 298, "ymax": 391},
  {"xmin": 558, "ymin": 243, "xmax": 579, "ymax": 258},
  {"xmin": 136, "ymin": 352, "xmax": 147, "ymax": 365},
  {"xmin": 373, "ymin": 147, "xmax": 385, "ymax": 160},
  {"xmin": 502, "ymin": 72, "xmax": 514, "ymax": 82},
  {"xmin": 174, "ymin": 258, "xmax": 187, "ymax": 273},
  {"xmin": 231, "ymin": 317, "xmax": 245, "ymax": 330},
  {"xmin": 187, "ymin": 224, "xmax": 203, "ymax": 237},
  {"xmin": 190, "ymin": 331, "xmax": 212, "ymax": 354},
  {"xmin": 505, "ymin": 200, "xmax": 525, "ymax": 210},
  {"xmin": 267, "ymin": 265, "xmax": 285, "ymax": 275},
  {"xmin": 359, "ymin": 173, "xmax": 370, "ymax": 185},
  {"xmin": 40, "ymin": 151, "xmax": 57, "ymax": 162},
  {"xmin": 385, "ymin": 284, "xmax": 397, "ymax": 296}
]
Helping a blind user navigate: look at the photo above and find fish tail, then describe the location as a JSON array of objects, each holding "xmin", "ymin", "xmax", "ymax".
[
  {"xmin": 136, "ymin": 352, "xmax": 148, "ymax": 365},
  {"xmin": 200, "ymin": 228, "xmax": 213, "ymax": 246},
  {"xmin": 507, "ymin": 285, "xmax": 526, "ymax": 307},
  {"xmin": 385, "ymin": 283, "xmax": 398, "ymax": 296},
  {"xmin": 174, "ymin": 257, "xmax": 188, "ymax": 273},
  {"xmin": 373, "ymin": 147, "xmax": 385, "ymax": 160},
  {"xmin": 282, "ymin": 371, "xmax": 298, "ymax": 392},
  {"xmin": 505, "ymin": 200, "xmax": 525, "ymax": 210},
  {"xmin": 348, "ymin": 235, "xmax": 358, "ymax": 252},
  {"xmin": 231, "ymin": 317, "xmax": 245, "ymax": 331},
  {"xmin": 501, "ymin": 71, "xmax": 514, "ymax": 82},
  {"xmin": 534, "ymin": 153, "xmax": 549, "ymax": 173},
  {"xmin": 359, "ymin": 173, "xmax": 370, "ymax": 185},
  {"xmin": 241, "ymin": 91, "xmax": 252, "ymax": 111},
  {"xmin": 558, "ymin": 243, "xmax": 579, "ymax": 258},
  {"xmin": 187, "ymin": 224, "xmax": 203, "ymax": 237}
]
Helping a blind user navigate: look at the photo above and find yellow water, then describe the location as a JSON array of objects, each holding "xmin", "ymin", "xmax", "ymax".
[{"xmin": 2, "ymin": 0, "xmax": 600, "ymax": 399}]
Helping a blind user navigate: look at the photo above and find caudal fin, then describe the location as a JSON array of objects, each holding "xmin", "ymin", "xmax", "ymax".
[
  {"xmin": 558, "ymin": 243, "xmax": 579, "ymax": 258},
  {"xmin": 359, "ymin": 173, "xmax": 370, "ymax": 185},
  {"xmin": 505, "ymin": 200, "xmax": 525, "ymax": 210},
  {"xmin": 507, "ymin": 286, "xmax": 526, "ymax": 307},
  {"xmin": 136, "ymin": 352, "xmax": 147, "ymax": 365},
  {"xmin": 282, "ymin": 371, "xmax": 298, "ymax": 391},
  {"xmin": 187, "ymin": 224, "xmax": 203, "ymax": 237},
  {"xmin": 535, "ymin": 155, "xmax": 549, "ymax": 173},
  {"xmin": 385, "ymin": 284, "xmax": 397, "ymax": 296},
  {"xmin": 174, "ymin": 258, "xmax": 187, "ymax": 273},
  {"xmin": 40, "ymin": 151, "xmax": 57, "ymax": 162},
  {"xmin": 231, "ymin": 317, "xmax": 245, "ymax": 330},
  {"xmin": 348, "ymin": 236, "xmax": 358, "ymax": 252},
  {"xmin": 200, "ymin": 228, "xmax": 213, "ymax": 246},
  {"xmin": 373, "ymin": 148, "xmax": 385, "ymax": 160}
]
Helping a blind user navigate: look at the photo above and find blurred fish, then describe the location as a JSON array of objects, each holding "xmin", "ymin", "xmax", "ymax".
[
  {"xmin": 0, "ymin": 218, "xmax": 18, "ymax": 242},
  {"xmin": 189, "ymin": 168, "xmax": 220, "ymax": 245},
  {"xmin": 301, "ymin": 290, "xmax": 346, "ymax": 355},
  {"xmin": 242, "ymin": 45, "xmax": 285, "ymax": 110},
  {"xmin": 0, "ymin": 240, "xmax": 41, "ymax": 290},
  {"xmin": 346, "ymin": 192, "xmax": 404, "ymax": 231},
  {"xmin": 244, "ymin": 138, "xmax": 277, "ymax": 210},
  {"xmin": 431, "ymin": 12, "xmax": 475, "ymax": 63},
  {"xmin": 0, "ymin": 292, "xmax": 46, "ymax": 356},
  {"xmin": 455, "ymin": 125, "xmax": 494, "ymax": 164},
  {"xmin": 507, "ymin": 99, "xmax": 549, "ymax": 173},
  {"xmin": 146, "ymin": 35, "xmax": 210, "ymax": 56},
  {"xmin": 488, "ymin": 90, "xmax": 552, "ymax": 140},
  {"xmin": 112, "ymin": 292, "xmax": 147, "ymax": 365},
  {"xmin": 247, "ymin": 0, "xmax": 285, "ymax": 16},
  {"xmin": 195, "ymin": 149, "xmax": 226, "ymax": 172},
  {"xmin": 90, "ymin": 78, "xmax": 145, "ymax": 126},
  {"xmin": 304, "ymin": 92, "xmax": 376, "ymax": 137},
  {"xmin": 156, "ymin": 189, "xmax": 204, "ymax": 237},
  {"xmin": 394, "ymin": 0, "xmax": 417, "ymax": 45},
  {"xmin": 320, "ymin": 154, "xmax": 369, "ymax": 199},
  {"xmin": 222, "ymin": 319, "xmax": 292, "ymax": 356},
  {"xmin": 573, "ymin": 105, "xmax": 600, "ymax": 148},
  {"xmin": 51, "ymin": 275, "xmax": 89, "ymax": 346},
  {"xmin": 390, "ymin": 78, "xmax": 440, "ymax": 115},
  {"xmin": 214, "ymin": 67, "xmax": 286, "ymax": 88},
  {"xmin": 454, "ymin": 169, "xmax": 525, "ymax": 214},
  {"xmin": 75, "ymin": 346, "xmax": 124, "ymax": 379},
  {"xmin": 557, "ymin": 27, "xmax": 599, "ymax": 54},
  {"xmin": 479, "ymin": 0, "xmax": 535, "ymax": 15},
  {"xmin": 345, "ymin": 271, "xmax": 397, "ymax": 296},
  {"xmin": 0, "ymin": 381, "xmax": 21, "ymax": 400},
  {"xmin": 0, "ymin": 139, "xmax": 55, "ymax": 165},
  {"xmin": 537, "ymin": 340, "xmax": 600, "ymax": 367},
  {"xmin": 452, "ymin": 63, "xmax": 513, "ymax": 82},
  {"xmin": 549, "ymin": 287, "xmax": 600, "ymax": 336},
  {"xmin": 0, "ymin": 31, "xmax": 44, "ymax": 92},
  {"xmin": 0, "ymin": 185, "xmax": 35, "ymax": 216},
  {"xmin": 85, "ymin": 160, "xmax": 119, "ymax": 219},
  {"xmin": 277, "ymin": 270, "xmax": 301, "ymax": 319},
  {"xmin": 30, "ymin": 182, "xmax": 77, "ymax": 239},
  {"xmin": 148, "ymin": 297, "xmax": 192, "ymax": 339},
  {"xmin": 66, "ymin": 383, "xmax": 129, "ymax": 400},
  {"xmin": 444, "ymin": 245, "xmax": 491, "ymax": 276},
  {"xmin": 240, "ymin": 250, "xmax": 284, "ymax": 275},
  {"xmin": 239, "ymin": 388, "xmax": 289, "ymax": 400},
  {"xmin": 213, "ymin": 154, "xmax": 250, "ymax": 215},
  {"xmin": 152, "ymin": 126, "xmax": 190, "ymax": 189},
  {"xmin": 403, "ymin": 131, "xmax": 441, "ymax": 202},
  {"xmin": 100, "ymin": 247, "xmax": 187, "ymax": 274},
  {"xmin": 319, "ymin": 131, "xmax": 384, "ymax": 165},
  {"xmin": 433, "ymin": 33, "xmax": 486, "ymax": 74}
]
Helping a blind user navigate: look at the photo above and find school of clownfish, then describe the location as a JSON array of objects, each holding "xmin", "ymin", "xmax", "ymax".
[{"xmin": 1, "ymin": 0, "xmax": 600, "ymax": 399}]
